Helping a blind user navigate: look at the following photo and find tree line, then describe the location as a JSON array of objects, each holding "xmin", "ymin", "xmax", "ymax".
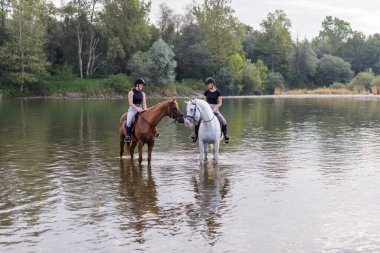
[{"xmin": 1, "ymin": 0, "xmax": 380, "ymax": 97}]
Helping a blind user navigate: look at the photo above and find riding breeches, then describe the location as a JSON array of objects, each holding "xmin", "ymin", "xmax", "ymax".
[
  {"xmin": 125, "ymin": 106, "xmax": 141, "ymax": 127},
  {"xmin": 209, "ymin": 104, "xmax": 227, "ymax": 126}
]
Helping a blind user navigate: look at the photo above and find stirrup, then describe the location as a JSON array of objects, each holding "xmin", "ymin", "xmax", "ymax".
[
  {"xmin": 124, "ymin": 135, "xmax": 131, "ymax": 143},
  {"xmin": 224, "ymin": 134, "xmax": 230, "ymax": 143},
  {"xmin": 155, "ymin": 132, "xmax": 160, "ymax": 138}
]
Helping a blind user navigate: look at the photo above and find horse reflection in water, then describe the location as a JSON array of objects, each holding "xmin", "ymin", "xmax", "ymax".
[
  {"xmin": 119, "ymin": 99, "xmax": 184, "ymax": 164},
  {"xmin": 118, "ymin": 160, "xmax": 159, "ymax": 243},
  {"xmin": 184, "ymin": 99, "xmax": 221, "ymax": 163},
  {"xmin": 186, "ymin": 163, "xmax": 230, "ymax": 244}
]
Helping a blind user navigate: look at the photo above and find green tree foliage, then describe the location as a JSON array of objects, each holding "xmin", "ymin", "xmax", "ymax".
[
  {"xmin": 315, "ymin": 55, "xmax": 354, "ymax": 86},
  {"xmin": 337, "ymin": 32, "xmax": 367, "ymax": 74},
  {"xmin": 267, "ymin": 71, "xmax": 284, "ymax": 93},
  {"xmin": 127, "ymin": 50, "xmax": 152, "ymax": 81},
  {"xmin": 371, "ymin": 75, "xmax": 380, "ymax": 88},
  {"xmin": 215, "ymin": 67, "xmax": 234, "ymax": 94},
  {"xmin": 318, "ymin": 16, "xmax": 353, "ymax": 53},
  {"xmin": 157, "ymin": 3, "xmax": 182, "ymax": 45},
  {"xmin": 100, "ymin": 0, "xmax": 151, "ymax": 73},
  {"xmin": 148, "ymin": 38, "xmax": 177, "ymax": 85},
  {"xmin": 194, "ymin": 0, "xmax": 244, "ymax": 70},
  {"xmin": 0, "ymin": 0, "xmax": 10, "ymax": 45},
  {"xmin": 0, "ymin": 0, "xmax": 48, "ymax": 93},
  {"xmin": 241, "ymin": 59, "xmax": 268, "ymax": 94},
  {"xmin": 105, "ymin": 37, "xmax": 126, "ymax": 74},
  {"xmin": 128, "ymin": 39, "xmax": 176, "ymax": 86},
  {"xmin": 363, "ymin": 34, "xmax": 380, "ymax": 75},
  {"xmin": 349, "ymin": 70, "xmax": 375, "ymax": 91},
  {"xmin": 259, "ymin": 9, "xmax": 292, "ymax": 74},
  {"xmin": 227, "ymin": 53, "xmax": 244, "ymax": 86},
  {"xmin": 288, "ymin": 39, "xmax": 318, "ymax": 88},
  {"xmin": 174, "ymin": 23, "xmax": 212, "ymax": 80}
]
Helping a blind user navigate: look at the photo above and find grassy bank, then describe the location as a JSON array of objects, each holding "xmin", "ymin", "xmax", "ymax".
[{"xmin": 0, "ymin": 75, "xmax": 203, "ymax": 98}]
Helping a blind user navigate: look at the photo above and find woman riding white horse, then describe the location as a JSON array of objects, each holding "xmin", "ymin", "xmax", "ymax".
[{"xmin": 184, "ymin": 99, "xmax": 221, "ymax": 163}]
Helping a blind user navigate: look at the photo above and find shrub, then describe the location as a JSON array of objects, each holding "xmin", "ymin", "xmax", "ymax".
[
  {"xmin": 330, "ymin": 82, "xmax": 347, "ymax": 89},
  {"xmin": 350, "ymin": 70, "xmax": 375, "ymax": 90}
]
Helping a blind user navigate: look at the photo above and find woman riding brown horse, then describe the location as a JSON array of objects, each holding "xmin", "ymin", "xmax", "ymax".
[{"xmin": 119, "ymin": 99, "xmax": 184, "ymax": 164}]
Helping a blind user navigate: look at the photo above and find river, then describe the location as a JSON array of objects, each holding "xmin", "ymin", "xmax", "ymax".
[{"xmin": 1, "ymin": 96, "xmax": 380, "ymax": 252}]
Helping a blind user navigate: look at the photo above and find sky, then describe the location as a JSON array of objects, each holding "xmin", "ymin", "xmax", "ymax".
[{"xmin": 149, "ymin": 0, "xmax": 380, "ymax": 40}]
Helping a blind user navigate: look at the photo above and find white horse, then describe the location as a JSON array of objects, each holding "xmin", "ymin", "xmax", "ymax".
[{"xmin": 184, "ymin": 99, "xmax": 221, "ymax": 163}]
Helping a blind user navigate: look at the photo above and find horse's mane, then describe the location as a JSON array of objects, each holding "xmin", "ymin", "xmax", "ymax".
[
  {"xmin": 191, "ymin": 98, "xmax": 213, "ymax": 115},
  {"xmin": 141, "ymin": 99, "xmax": 176, "ymax": 114}
]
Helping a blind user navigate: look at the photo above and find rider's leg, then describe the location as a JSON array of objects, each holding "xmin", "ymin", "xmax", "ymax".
[
  {"xmin": 190, "ymin": 123, "xmax": 200, "ymax": 142},
  {"xmin": 215, "ymin": 112, "xmax": 230, "ymax": 143},
  {"xmin": 221, "ymin": 124, "xmax": 230, "ymax": 143},
  {"xmin": 124, "ymin": 126, "xmax": 133, "ymax": 143},
  {"xmin": 124, "ymin": 109, "xmax": 137, "ymax": 143}
]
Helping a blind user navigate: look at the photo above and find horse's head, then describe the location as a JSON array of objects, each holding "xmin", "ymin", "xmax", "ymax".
[
  {"xmin": 184, "ymin": 99, "xmax": 201, "ymax": 128},
  {"xmin": 167, "ymin": 99, "xmax": 184, "ymax": 124}
]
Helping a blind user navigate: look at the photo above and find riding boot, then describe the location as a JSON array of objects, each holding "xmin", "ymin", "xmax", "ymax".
[
  {"xmin": 124, "ymin": 126, "xmax": 133, "ymax": 143},
  {"xmin": 222, "ymin": 124, "xmax": 230, "ymax": 143},
  {"xmin": 190, "ymin": 123, "xmax": 200, "ymax": 143}
]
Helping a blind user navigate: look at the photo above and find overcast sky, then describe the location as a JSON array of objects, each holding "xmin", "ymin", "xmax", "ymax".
[{"xmin": 149, "ymin": 0, "xmax": 380, "ymax": 40}]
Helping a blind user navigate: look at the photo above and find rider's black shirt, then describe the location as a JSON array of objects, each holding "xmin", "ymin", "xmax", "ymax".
[
  {"xmin": 204, "ymin": 90, "xmax": 222, "ymax": 104},
  {"xmin": 132, "ymin": 88, "xmax": 143, "ymax": 105}
]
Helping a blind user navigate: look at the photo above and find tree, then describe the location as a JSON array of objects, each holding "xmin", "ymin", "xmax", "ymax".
[
  {"xmin": 288, "ymin": 39, "xmax": 318, "ymax": 88},
  {"xmin": 267, "ymin": 72, "xmax": 284, "ymax": 93},
  {"xmin": 128, "ymin": 39, "xmax": 176, "ymax": 86},
  {"xmin": 148, "ymin": 39, "xmax": 176, "ymax": 85},
  {"xmin": 337, "ymin": 32, "xmax": 367, "ymax": 74},
  {"xmin": 100, "ymin": 0, "xmax": 151, "ymax": 73},
  {"xmin": 0, "ymin": 0, "xmax": 10, "ymax": 45},
  {"xmin": 241, "ymin": 59, "xmax": 268, "ymax": 94},
  {"xmin": 350, "ymin": 70, "xmax": 375, "ymax": 91},
  {"xmin": 0, "ymin": 0, "xmax": 48, "ymax": 93},
  {"xmin": 318, "ymin": 16, "xmax": 353, "ymax": 53},
  {"xmin": 315, "ymin": 55, "xmax": 354, "ymax": 86},
  {"xmin": 174, "ymin": 23, "xmax": 212, "ymax": 80},
  {"xmin": 157, "ymin": 3, "xmax": 182, "ymax": 44},
  {"xmin": 193, "ymin": 0, "xmax": 245, "ymax": 71},
  {"xmin": 259, "ymin": 9, "xmax": 292, "ymax": 74}
]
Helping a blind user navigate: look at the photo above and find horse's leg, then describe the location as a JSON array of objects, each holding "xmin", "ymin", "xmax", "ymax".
[
  {"xmin": 129, "ymin": 140, "xmax": 137, "ymax": 160},
  {"xmin": 199, "ymin": 141, "xmax": 206, "ymax": 163},
  {"xmin": 120, "ymin": 135, "xmax": 125, "ymax": 158},
  {"xmin": 147, "ymin": 140, "xmax": 154, "ymax": 165},
  {"xmin": 213, "ymin": 141, "xmax": 220, "ymax": 163},
  {"xmin": 138, "ymin": 141, "xmax": 144, "ymax": 165}
]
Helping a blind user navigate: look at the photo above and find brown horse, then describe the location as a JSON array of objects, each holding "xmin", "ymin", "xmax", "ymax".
[{"xmin": 119, "ymin": 99, "xmax": 184, "ymax": 164}]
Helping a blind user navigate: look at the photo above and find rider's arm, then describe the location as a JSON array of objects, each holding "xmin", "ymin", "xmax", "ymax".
[
  {"xmin": 213, "ymin": 95, "xmax": 222, "ymax": 112},
  {"xmin": 142, "ymin": 92, "xmax": 147, "ymax": 110}
]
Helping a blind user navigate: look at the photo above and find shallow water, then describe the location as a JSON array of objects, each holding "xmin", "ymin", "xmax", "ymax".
[{"xmin": 1, "ymin": 96, "xmax": 380, "ymax": 252}]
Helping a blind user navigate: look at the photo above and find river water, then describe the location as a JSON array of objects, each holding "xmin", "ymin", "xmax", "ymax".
[{"xmin": 1, "ymin": 96, "xmax": 380, "ymax": 253}]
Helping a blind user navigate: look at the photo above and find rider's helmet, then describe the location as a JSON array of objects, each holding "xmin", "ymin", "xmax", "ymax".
[
  {"xmin": 204, "ymin": 77, "xmax": 216, "ymax": 85},
  {"xmin": 134, "ymin": 78, "xmax": 146, "ymax": 86}
]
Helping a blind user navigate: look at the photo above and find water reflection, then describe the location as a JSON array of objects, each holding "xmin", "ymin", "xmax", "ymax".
[
  {"xmin": 186, "ymin": 163, "xmax": 229, "ymax": 245},
  {"xmin": 118, "ymin": 160, "xmax": 159, "ymax": 243}
]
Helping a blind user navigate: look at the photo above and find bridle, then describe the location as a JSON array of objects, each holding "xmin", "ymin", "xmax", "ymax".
[
  {"xmin": 168, "ymin": 101, "xmax": 184, "ymax": 123},
  {"xmin": 185, "ymin": 100, "xmax": 215, "ymax": 125}
]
